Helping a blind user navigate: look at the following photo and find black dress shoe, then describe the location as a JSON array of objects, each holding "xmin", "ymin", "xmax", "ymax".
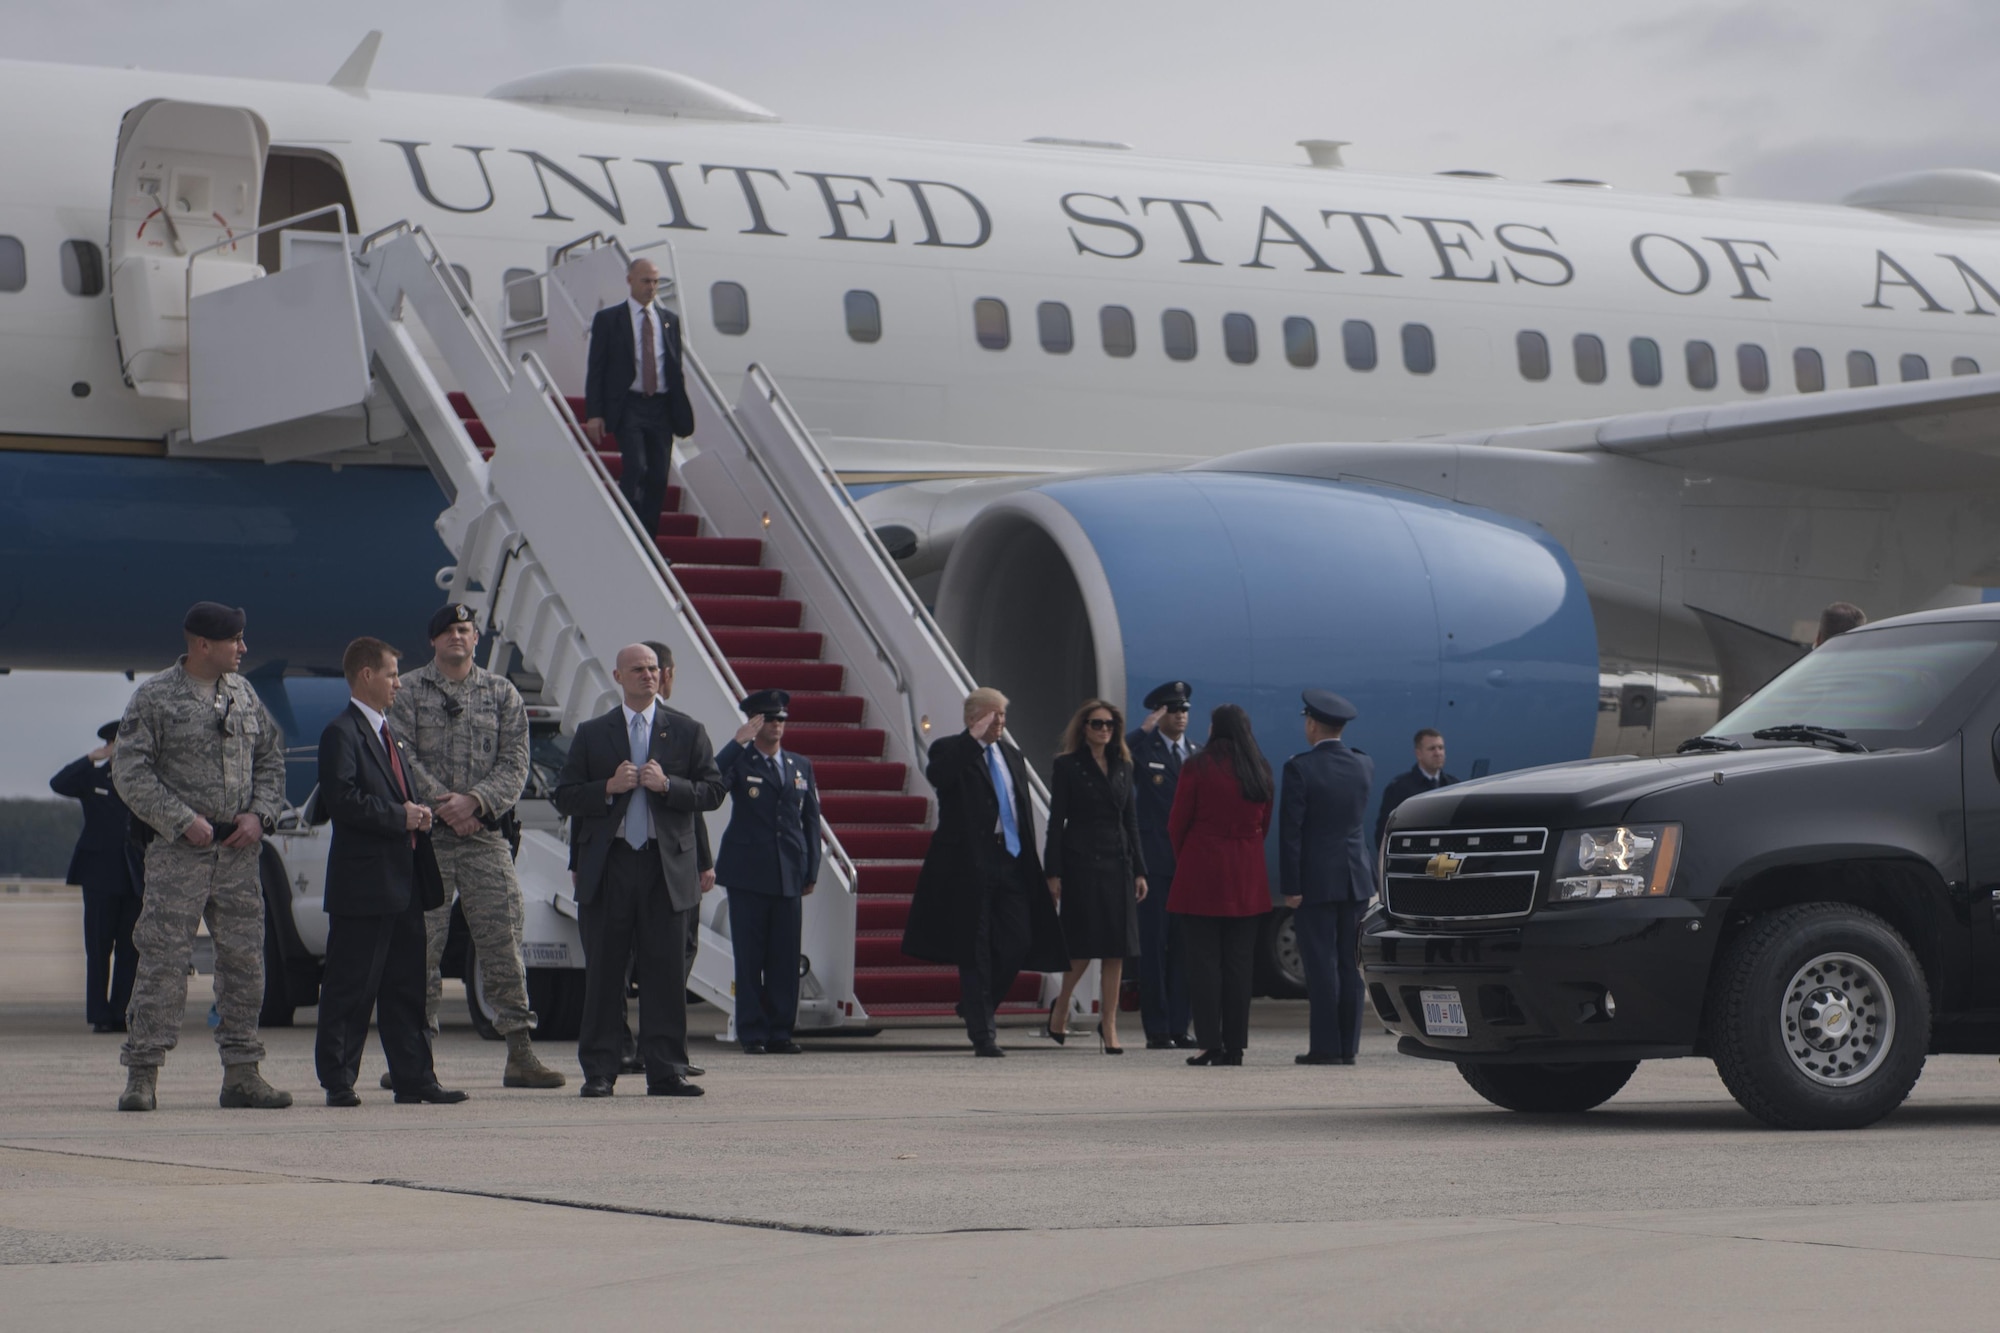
[
  {"xmin": 684, "ymin": 1064, "xmax": 705, "ymax": 1077},
  {"xmin": 647, "ymin": 1077, "xmax": 705, "ymax": 1097},
  {"xmin": 1172, "ymin": 1034, "xmax": 1199, "ymax": 1049},
  {"xmin": 765, "ymin": 1039, "xmax": 802, "ymax": 1055},
  {"xmin": 1145, "ymin": 1035, "xmax": 1175, "ymax": 1050},
  {"xmin": 394, "ymin": 1083, "xmax": 469, "ymax": 1105},
  {"xmin": 325, "ymin": 1088, "xmax": 361, "ymax": 1107},
  {"xmin": 619, "ymin": 1055, "xmax": 646, "ymax": 1075},
  {"xmin": 1219, "ymin": 1050, "xmax": 1245, "ymax": 1066},
  {"xmin": 1338, "ymin": 1055, "xmax": 1357, "ymax": 1066},
  {"xmin": 1186, "ymin": 1049, "xmax": 1223, "ymax": 1066},
  {"xmin": 580, "ymin": 1078, "xmax": 615, "ymax": 1098},
  {"xmin": 973, "ymin": 1040, "xmax": 1006, "ymax": 1058},
  {"xmin": 740, "ymin": 1042, "xmax": 768, "ymax": 1055},
  {"xmin": 1296, "ymin": 1052, "xmax": 1342, "ymax": 1065}
]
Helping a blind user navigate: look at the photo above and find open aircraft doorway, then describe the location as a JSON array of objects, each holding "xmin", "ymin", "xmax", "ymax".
[{"xmin": 258, "ymin": 149, "xmax": 357, "ymax": 274}]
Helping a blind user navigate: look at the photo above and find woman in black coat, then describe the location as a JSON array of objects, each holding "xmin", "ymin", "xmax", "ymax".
[{"xmin": 1043, "ymin": 698, "xmax": 1148, "ymax": 1052}]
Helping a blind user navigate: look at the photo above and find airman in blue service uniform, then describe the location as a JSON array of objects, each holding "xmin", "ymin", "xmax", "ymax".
[
  {"xmin": 1129, "ymin": 680, "xmax": 1197, "ymax": 1048},
  {"xmin": 49, "ymin": 721, "xmax": 146, "ymax": 1032},
  {"xmin": 1279, "ymin": 690, "xmax": 1376, "ymax": 1066},
  {"xmin": 714, "ymin": 689, "xmax": 820, "ymax": 1054}
]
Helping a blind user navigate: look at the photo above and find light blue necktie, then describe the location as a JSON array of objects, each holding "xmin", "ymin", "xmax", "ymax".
[
  {"xmin": 624, "ymin": 711, "xmax": 651, "ymax": 849},
  {"xmin": 986, "ymin": 742, "xmax": 1020, "ymax": 857}
]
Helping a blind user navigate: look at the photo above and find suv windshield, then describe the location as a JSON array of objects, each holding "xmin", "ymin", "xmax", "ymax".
[{"xmin": 1713, "ymin": 619, "xmax": 2000, "ymax": 750}]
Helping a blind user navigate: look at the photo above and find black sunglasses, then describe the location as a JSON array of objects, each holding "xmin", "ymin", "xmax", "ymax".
[
  {"xmin": 1164, "ymin": 704, "xmax": 1191, "ymax": 714},
  {"xmin": 1086, "ymin": 717, "xmax": 1116, "ymax": 730}
]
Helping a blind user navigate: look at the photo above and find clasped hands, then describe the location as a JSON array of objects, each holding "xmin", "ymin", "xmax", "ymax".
[
  {"xmin": 184, "ymin": 812, "xmax": 265, "ymax": 849},
  {"xmin": 606, "ymin": 759, "xmax": 669, "ymax": 795}
]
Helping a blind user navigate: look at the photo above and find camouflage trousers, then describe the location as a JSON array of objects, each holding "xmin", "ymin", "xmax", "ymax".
[
  {"xmin": 422, "ymin": 828, "xmax": 535, "ymax": 1037},
  {"xmin": 121, "ymin": 840, "xmax": 266, "ymax": 1070}
]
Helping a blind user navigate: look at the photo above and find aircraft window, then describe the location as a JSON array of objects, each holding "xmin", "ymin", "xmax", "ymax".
[
  {"xmin": 1900, "ymin": 353, "xmax": 1929, "ymax": 382},
  {"xmin": 1223, "ymin": 312, "xmax": 1258, "ymax": 365},
  {"xmin": 1402, "ymin": 323, "xmax": 1436, "ymax": 374},
  {"xmin": 1954, "ymin": 356, "xmax": 1981, "ymax": 376},
  {"xmin": 1793, "ymin": 347, "xmax": 1825, "ymax": 393},
  {"xmin": 1846, "ymin": 351, "xmax": 1877, "ymax": 387},
  {"xmin": 503, "ymin": 268, "xmax": 542, "ymax": 324},
  {"xmin": 1038, "ymin": 301, "xmax": 1074, "ymax": 354},
  {"xmin": 973, "ymin": 297, "xmax": 1008, "ymax": 350},
  {"xmin": 711, "ymin": 281, "xmax": 750, "ymax": 336},
  {"xmin": 1736, "ymin": 344, "xmax": 1769, "ymax": 393},
  {"xmin": 1573, "ymin": 333, "xmax": 1607, "ymax": 384},
  {"xmin": 1283, "ymin": 316, "xmax": 1318, "ymax": 368},
  {"xmin": 0, "ymin": 236, "xmax": 25, "ymax": 293},
  {"xmin": 847, "ymin": 289, "xmax": 883, "ymax": 343},
  {"xmin": 1343, "ymin": 320, "xmax": 1377, "ymax": 371},
  {"xmin": 1630, "ymin": 337, "xmax": 1663, "ymax": 387},
  {"xmin": 1162, "ymin": 308, "xmax": 1198, "ymax": 361},
  {"xmin": 1516, "ymin": 330, "xmax": 1550, "ymax": 381},
  {"xmin": 1100, "ymin": 305, "xmax": 1136, "ymax": 358},
  {"xmin": 1686, "ymin": 340, "xmax": 1718, "ymax": 390},
  {"xmin": 60, "ymin": 240, "xmax": 104, "ymax": 297}
]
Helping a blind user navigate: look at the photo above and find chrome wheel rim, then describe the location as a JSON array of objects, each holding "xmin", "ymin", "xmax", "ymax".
[
  {"xmin": 1276, "ymin": 916, "xmax": 1304, "ymax": 988},
  {"xmin": 1781, "ymin": 951, "xmax": 1894, "ymax": 1087}
]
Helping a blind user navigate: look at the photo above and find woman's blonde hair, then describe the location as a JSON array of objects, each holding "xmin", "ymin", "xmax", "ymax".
[{"xmin": 1057, "ymin": 698, "xmax": 1129, "ymax": 764}]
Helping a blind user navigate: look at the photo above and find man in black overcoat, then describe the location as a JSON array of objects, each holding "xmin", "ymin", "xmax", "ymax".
[
  {"xmin": 314, "ymin": 637, "xmax": 464, "ymax": 1107},
  {"xmin": 1373, "ymin": 728, "xmax": 1459, "ymax": 849},
  {"xmin": 901, "ymin": 688, "xmax": 1066, "ymax": 1056},
  {"xmin": 50, "ymin": 721, "xmax": 146, "ymax": 1032},
  {"xmin": 583, "ymin": 258, "xmax": 696, "ymax": 541}
]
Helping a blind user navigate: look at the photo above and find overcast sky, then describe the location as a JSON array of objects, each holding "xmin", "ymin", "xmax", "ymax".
[{"xmin": 6, "ymin": 0, "xmax": 1993, "ymax": 795}]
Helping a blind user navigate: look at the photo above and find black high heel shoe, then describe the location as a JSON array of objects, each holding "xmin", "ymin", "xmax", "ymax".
[
  {"xmin": 1100, "ymin": 1030, "xmax": 1124, "ymax": 1055},
  {"xmin": 1186, "ymin": 1049, "xmax": 1222, "ymax": 1066},
  {"xmin": 1044, "ymin": 998, "xmax": 1067, "ymax": 1045}
]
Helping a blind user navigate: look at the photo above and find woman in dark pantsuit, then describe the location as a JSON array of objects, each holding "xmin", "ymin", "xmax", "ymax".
[
  {"xmin": 1043, "ymin": 699, "xmax": 1148, "ymax": 1053},
  {"xmin": 1167, "ymin": 704, "xmax": 1274, "ymax": 1066}
]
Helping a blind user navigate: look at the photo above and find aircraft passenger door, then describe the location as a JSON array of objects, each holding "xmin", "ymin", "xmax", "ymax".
[
  {"xmin": 109, "ymin": 99, "xmax": 269, "ymax": 398},
  {"xmin": 538, "ymin": 237, "xmax": 681, "ymax": 399}
]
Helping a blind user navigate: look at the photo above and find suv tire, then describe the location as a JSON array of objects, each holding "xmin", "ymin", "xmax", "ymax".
[
  {"xmin": 1457, "ymin": 1059, "xmax": 1637, "ymax": 1112},
  {"xmin": 1706, "ymin": 902, "xmax": 1929, "ymax": 1130}
]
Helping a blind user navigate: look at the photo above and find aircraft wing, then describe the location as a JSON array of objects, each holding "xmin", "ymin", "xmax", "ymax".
[{"xmin": 1443, "ymin": 371, "xmax": 2000, "ymax": 490}]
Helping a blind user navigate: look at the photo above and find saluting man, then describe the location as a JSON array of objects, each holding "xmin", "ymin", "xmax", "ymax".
[
  {"xmin": 714, "ymin": 689, "xmax": 821, "ymax": 1054},
  {"xmin": 112, "ymin": 602, "xmax": 292, "ymax": 1112},
  {"xmin": 388, "ymin": 603, "xmax": 564, "ymax": 1090},
  {"xmin": 1280, "ymin": 690, "xmax": 1376, "ymax": 1068},
  {"xmin": 1129, "ymin": 680, "xmax": 1197, "ymax": 1049}
]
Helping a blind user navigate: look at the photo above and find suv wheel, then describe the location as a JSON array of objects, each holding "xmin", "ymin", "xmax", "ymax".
[
  {"xmin": 1706, "ymin": 903, "xmax": 1929, "ymax": 1130},
  {"xmin": 1457, "ymin": 1060, "xmax": 1637, "ymax": 1112}
]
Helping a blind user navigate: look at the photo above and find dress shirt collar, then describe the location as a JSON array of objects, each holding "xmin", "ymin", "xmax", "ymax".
[{"xmin": 351, "ymin": 697, "xmax": 388, "ymax": 736}]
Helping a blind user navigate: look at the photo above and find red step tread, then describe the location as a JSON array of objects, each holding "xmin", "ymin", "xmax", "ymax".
[
  {"xmin": 782, "ymin": 694, "xmax": 864, "ymax": 725},
  {"xmin": 835, "ymin": 828, "xmax": 932, "ymax": 860},
  {"xmin": 690, "ymin": 596, "xmax": 803, "ymax": 628},
  {"xmin": 783, "ymin": 726, "xmax": 885, "ymax": 758},
  {"xmin": 674, "ymin": 567, "xmax": 784, "ymax": 596},
  {"xmin": 712, "ymin": 628, "xmax": 823, "ymax": 659},
  {"xmin": 821, "ymin": 794, "xmax": 927, "ymax": 824},
  {"xmin": 655, "ymin": 513, "xmax": 700, "ymax": 538},
  {"xmin": 659, "ymin": 536, "xmax": 763, "ymax": 566},
  {"xmin": 854, "ymin": 969, "xmax": 1041, "ymax": 1005},
  {"xmin": 811, "ymin": 760, "xmax": 904, "ymax": 791},
  {"xmin": 857, "ymin": 931, "xmax": 933, "ymax": 968},
  {"xmin": 854, "ymin": 863, "xmax": 922, "ymax": 895},
  {"xmin": 858, "ymin": 896, "xmax": 913, "ymax": 930},
  {"xmin": 734, "ymin": 660, "xmax": 845, "ymax": 691},
  {"xmin": 858, "ymin": 1001, "xmax": 1048, "ymax": 1018}
]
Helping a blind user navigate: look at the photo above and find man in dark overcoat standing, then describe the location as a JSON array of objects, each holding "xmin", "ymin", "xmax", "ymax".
[
  {"xmin": 50, "ymin": 721, "xmax": 146, "ymax": 1032},
  {"xmin": 1280, "ymin": 690, "xmax": 1376, "ymax": 1067}
]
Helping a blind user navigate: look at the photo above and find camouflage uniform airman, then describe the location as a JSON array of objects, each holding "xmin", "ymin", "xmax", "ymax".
[
  {"xmin": 113, "ymin": 655, "xmax": 289, "ymax": 1107},
  {"xmin": 390, "ymin": 646, "xmax": 563, "ymax": 1087}
]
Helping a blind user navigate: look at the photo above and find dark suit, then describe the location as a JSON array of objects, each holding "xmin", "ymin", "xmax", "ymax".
[
  {"xmin": 1128, "ymin": 728, "xmax": 1192, "ymax": 1040},
  {"xmin": 584, "ymin": 300, "xmax": 694, "ymax": 541},
  {"xmin": 1279, "ymin": 739, "xmax": 1376, "ymax": 1060},
  {"xmin": 555, "ymin": 701, "xmax": 725, "ymax": 1084},
  {"xmin": 714, "ymin": 740, "xmax": 820, "ymax": 1045},
  {"xmin": 50, "ymin": 756, "xmax": 145, "ymax": 1028},
  {"xmin": 1375, "ymin": 764, "xmax": 1460, "ymax": 848},
  {"xmin": 902, "ymin": 730, "xmax": 1066, "ymax": 1044},
  {"xmin": 314, "ymin": 704, "xmax": 447, "ymax": 1094}
]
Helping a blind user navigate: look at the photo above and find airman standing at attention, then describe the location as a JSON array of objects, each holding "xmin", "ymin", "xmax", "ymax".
[
  {"xmin": 1281, "ymin": 690, "xmax": 1376, "ymax": 1068},
  {"xmin": 1130, "ymin": 681, "xmax": 1198, "ymax": 1049},
  {"xmin": 387, "ymin": 603, "xmax": 564, "ymax": 1089},
  {"xmin": 112, "ymin": 602, "xmax": 293, "ymax": 1112}
]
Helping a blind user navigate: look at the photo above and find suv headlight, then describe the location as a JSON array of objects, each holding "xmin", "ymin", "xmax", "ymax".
[{"xmin": 1550, "ymin": 824, "xmax": 1681, "ymax": 901}]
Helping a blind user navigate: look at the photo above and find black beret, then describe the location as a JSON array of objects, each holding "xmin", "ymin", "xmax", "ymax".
[
  {"xmin": 1302, "ymin": 689, "xmax": 1358, "ymax": 726},
  {"xmin": 740, "ymin": 688, "xmax": 790, "ymax": 720},
  {"xmin": 97, "ymin": 720, "xmax": 121, "ymax": 742},
  {"xmin": 183, "ymin": 602, "xmax": 245, "ymax": 640},
  {"xmin": 428, "ymin": 603, "xmax": 479, "ymax": 640},
  {"xmin": 1143, "ymin": 681, "xmax": 1193, "ymax": 710}
]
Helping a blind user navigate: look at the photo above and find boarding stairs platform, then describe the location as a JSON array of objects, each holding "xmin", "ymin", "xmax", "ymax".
[{"xmin": 174, "ymin": 207, "xmax": 1054, "ymax": 1031}]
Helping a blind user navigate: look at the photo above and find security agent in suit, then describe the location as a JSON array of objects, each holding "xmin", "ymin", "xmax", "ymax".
[
  {"xmin": 1279, "ymin": 690, "xmax": 1377, "ymax": 1066},
  {"xmin": 50, "ymin": 722, "xmax": 146, "ymax": 1032},
  {"xmin": 583, "ymin": 259, "xmax": 696, "ymax": 543},
  {"xmin": 714, "ymin": 689, "xmax": 820, "ymax": 1054},
  {"xmin": 1374, "ymin": 729, "xmax": 1459, "ymax": 849},
  {"xmin": 1129, "ymin": 681, "xmax": 1197, "ymax": 1049},
  {"xmin": 313, "ymin": 638, "xmax": 467, "ymax": 1107},
  {"xmin": 555, "ymin": 643, "xmax": 726, "ymax": 1097}
]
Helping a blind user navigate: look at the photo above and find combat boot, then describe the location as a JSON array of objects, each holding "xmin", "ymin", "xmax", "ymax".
[
  {"xmin": 503, "ymin": 1030, "xmax": 566, "ymax": 1088},
  {"xmin": 117, "ymin": 1067, "xmax": 157, "ymax": 1112},
  {"xmin": 218, "ymin": 1063, "xmax": 294, "ymax": 1109}
]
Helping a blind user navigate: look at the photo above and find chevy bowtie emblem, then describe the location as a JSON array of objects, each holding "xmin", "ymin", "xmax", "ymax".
[{"xmin": 1425, "ymin": 852, "xmax": 1465, "ymax": 880}]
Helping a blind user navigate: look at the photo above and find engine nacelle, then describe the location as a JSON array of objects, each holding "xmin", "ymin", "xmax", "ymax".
[{"xmin": 934, "ymin": 471, "xmax": 1599, "ymax": 818}]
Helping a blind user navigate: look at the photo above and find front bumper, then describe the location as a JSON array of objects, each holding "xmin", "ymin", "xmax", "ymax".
[{"xmin": 1359, "ymin": 897, "xmax": 1723, "ymax": 1062}]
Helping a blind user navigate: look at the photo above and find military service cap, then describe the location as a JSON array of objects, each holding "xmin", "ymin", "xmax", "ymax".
[
  {"xmin": 183, "ymin": 602, "xmax": 245, "ymax": 640},
  {"xmin": 428, "ymin": 603, "xmax": 479, "ymax": 640},
  {"xmin": 97, "ymin": 720, "xmax": 120, "ymax": 742},
  {"xmin": 1143, "ymin": 681, "xmax": 1194, "ymax": 710},
  {"xmin": 740, "ymin": 688, "xmax": 791, "ymax": 721},
  {"xmin": 1302, "ymin": 689, "xmax": 1358, "ymax": 726}
]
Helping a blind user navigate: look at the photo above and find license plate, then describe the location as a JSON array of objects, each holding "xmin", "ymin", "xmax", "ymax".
[
  {"xmin": 1420, "ymin": 988, "xmax": 1468, "ymax": 1037},
  {"xmin": 522, "ymin": 942, "xmax": 572, "ymax": 968}
]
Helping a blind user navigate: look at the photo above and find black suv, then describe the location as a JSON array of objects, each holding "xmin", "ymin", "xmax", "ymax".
[{"xmin": 1362, "ymin": 603, "xmax": 2000, "ymax": 1130}]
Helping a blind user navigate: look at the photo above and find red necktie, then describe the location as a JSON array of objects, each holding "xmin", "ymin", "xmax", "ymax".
[
  {"xmin": 382, "ymin": 722, "xmax": 415, "ymax": 847},
  {"xmin": 641, "ymin": 309, "xmax": 659, "ymax": 395}
]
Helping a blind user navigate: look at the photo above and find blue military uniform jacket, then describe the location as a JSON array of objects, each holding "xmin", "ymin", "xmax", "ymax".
[
  {"xmin": 1278, "ymin": 739, "xmax": 1376, "ymax": 904},
  {"xmin": 1128, "ymin": 727, "xmax": 1196, "ymax": 884},
  {"xmin": 49, "ymin": 757, "xmax": 143, "ymax": 900},
  {"xmin": 714, "ymin": 740, "xmax": 821, "ymax": 897}
]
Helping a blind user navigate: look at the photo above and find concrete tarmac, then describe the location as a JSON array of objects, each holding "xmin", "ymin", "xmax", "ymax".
[{"xmin": 5, "ymin": 895, "xmax": 2000, "ymax": 1329}]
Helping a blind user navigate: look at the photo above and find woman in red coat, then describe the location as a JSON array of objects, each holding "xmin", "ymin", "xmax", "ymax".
[{"xmin": 1167, "ymin": 704, "xmax": 1275, "ymax": 1066}]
